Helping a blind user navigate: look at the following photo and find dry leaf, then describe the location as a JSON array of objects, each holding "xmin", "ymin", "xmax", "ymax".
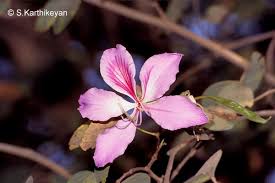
[
  {"xmin": 80, "ymin": 121, "xmax": 117, "ymax": 151},
  {"xmin": 69, "ymin": 124, "xmax": 89, "ymax": 150}
]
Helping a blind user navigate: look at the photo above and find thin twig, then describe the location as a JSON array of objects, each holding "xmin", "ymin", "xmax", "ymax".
[
  {"xmin": 116, "ymin": 167, "xmax": 162, "ymax": 183},
  {"xmin": 151, "ymin": 2, "xmax": 169, "ymax": 21},
  {"xmin": 164, "ymin": 137, "xmax": 196, "ymax": 183},
  {"xmin": 83, "ymin": 0, "xmax": 250, "ymax": 69},
  {"xmin": 116, "ymin": 139, "xmax": 165, "ymax": 183},
  {"xmin": 168, "ymin": 31, "xmax": 275, "ymax": 92},
  {"xmin": 83, "ymin": 0, "xmax": 275, "ymax": 94},
  {"xmin": 147, "ymin": 140, "xmax": 165, "ymax": 168},
  {"xmin": 83, "ymin": 0, "xmax": 275, "ymax": 88},
  {"xmin": 117, "ymin": 167, "xmax": 161, "ymax": 182},
  {"xmin": 167, "ymin": 59, "xmax": 211, "ymax": 94},
  {"xmin": 171, "ymin": 147, "xmax": 198, "ymax": 181},
  {"xmin": 224, "ymin": 30, "xmax": 275, "ymax": 50},
  {"xmin": 255, "ymin": 109, "xmax": 275, "ymax": 117},
  {"xmin": 164, "ymin": 148, "xmax": 178, "ymax": 183},
  {"xmin": 0, "ymin": 143, "xmax": 71, "ymax": 179},
  {"xmin": 237, "ymin": 109, "xmax": 275, "ymax": 121},
  {"xmin": 254, "ymin": 88, "xmax": 275, "ymax": 102}
]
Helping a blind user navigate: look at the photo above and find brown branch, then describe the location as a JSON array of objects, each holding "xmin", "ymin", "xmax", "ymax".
[
  {"xmin": 164, "ymin": 134, "xmax": 213, "ymax": 183},
  {"xmin": 168, "ymin": 31, "xmax": 275, "ymax": 92},
  {"xmin": 224, "ymin": 30, "xmax": 275, "ymax": 50},
  {"xmin": 164, "ymin": 136, "xmax": 197, "ymax": 183},
  {"xmin": 151, "ymin": 2, "xmax": 169, "ymax": 22},
  {"xmin": 116, "ymin": 134, "xmax": 212, "ymax": 183},
  {"xmin": 167, "ymin": 59, "xmax": 211, "ymax": 94},
  {"xmin": 237, "ymin": 109, "xmax": 275, "ymax": 121},
  {"xmin": 83, "ymin": 0, "xmax": 249, "ymax": 69},
  {"xmin": 255, "ymin": 109, "xmax": 275, "ymax": 117},
  {"xmin": 83, "ymin": 0, "xmax": 275, "ymax": 88},
  {"xmin": 0, "ymin": 143, "xmax": 71, "ymax": 179},
  {"xmin": 171, "ymin": 146, "xmax": 198, "ymax": 181},
  {"xmin": 254, "ymin": 88, "xmax": 275, "ymax": 102},
  {"xmin": 116, "ymin": 140, "xmax": 165, "ymax": 183},
  {"xmin": 147, "ymin": 140, "xmax": 165, "ymax": 168},
  {"xmin": 164, "ymin": 149, "xmax": 178, "ymax": 183},
  {"xmin": 116, "ymin": 167, "xmax": 162, "ymax": 183}
]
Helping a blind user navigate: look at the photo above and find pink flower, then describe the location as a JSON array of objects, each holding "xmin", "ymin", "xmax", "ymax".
[{"xmin": 78, "ymin": 44, "xmax": 208, "ymax": 167}]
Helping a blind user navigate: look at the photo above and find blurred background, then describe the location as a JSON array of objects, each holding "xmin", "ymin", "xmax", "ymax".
[{"xmin": 0, "ymin": 0, "xmax": 275, "ymax": 182}]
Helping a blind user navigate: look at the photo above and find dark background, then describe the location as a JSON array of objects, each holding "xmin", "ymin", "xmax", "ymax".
[{"xmin": 0, "ymin": 0, "xmax": 275, "ymax": 182}]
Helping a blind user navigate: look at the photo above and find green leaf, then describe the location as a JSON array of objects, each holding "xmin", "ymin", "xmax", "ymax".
[
  {"xmin": 34, "ymin": 0, "xmax": 58, "ymax": 32},
  {"xmin": 205, "ymin": 4, "xmax": 229, "ymax": 24},
  {"xmin": 35, "ymin": 0, "xmax": 81, "ymax": 33},
  {"xmin": 196, "ymin": 150, "xmax": 222, "ymax": 177},
  {"xmin": 166, "ymin": 0, "xmax": 188, "ymax": 22},
  {"xmin": 234, "ymin": 0, "xmax": 264, "ymax": 19},
  {"xmin": 185, "ymin": 150, "xmax": 222, "ymax": 183},
  {"xmin": 202, "ymin": 80, "xmax": 254, "ymax": 107},
  {"xmin": 25, "ymin": 176, "xmax": 34, "ymax": 183},
  {"xmin": 201, "ymin": 80, "xmax": 254, "ymax": 131},
  {"xmin": 122, "ymin": 173, "xmax": 150, "ymax": 183},
  {"xmin": 201, "ymin": 96, "xmax": 270, "ymax": 124},
  {"xmin": 53, "ymin": 0, "xmax": 81, "ymax": 34},
  {"xmin": 95, "ymin": 166, "xmax": 110, "ymax": 183},
  {"xmin": 0, "ymin": 0, "xmax": 10, "ymax": 15},
  {"xmin": 68, "ymin": 171, "xmax": 97, "ymax": 183},
  {"xmin": 240, "ymin": 52, "xmax": 265, "ymax": 92},
  {"xmin": 184, "ymin": 174, "xmax": 210, "ymax": 183}
]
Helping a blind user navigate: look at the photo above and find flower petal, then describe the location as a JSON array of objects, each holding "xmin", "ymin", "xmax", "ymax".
[
  {"xmin": 93, "ymin": 120, "xmax": 136, "ymax": 167},
  {"xmin": 100, "ymin": 44, "xmax": 137, "ymax": 100},
  {"xmin": 78, "ymin": 88, "xmax": 135, "ymax": 121},
  {"xmin": 139, "ymin": 53, "xmax": 182, "ymax": 102},
  {"xmin": 144, "ymin": 96, "xmax": 208, "ymax": 130}
]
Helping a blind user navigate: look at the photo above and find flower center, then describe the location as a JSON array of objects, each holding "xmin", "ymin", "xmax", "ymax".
[
  {"xmin": 118, "ymin": 84, "xmax": 145, "ymax": 127},
  {"xmin": 136, "ymin": 100, "xmax": 144, "ymax": 111}
]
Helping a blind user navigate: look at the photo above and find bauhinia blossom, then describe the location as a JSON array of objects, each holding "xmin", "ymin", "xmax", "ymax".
[{"xmin": 78, "ymin": 44, "xmax": 208, "ymax": 167}]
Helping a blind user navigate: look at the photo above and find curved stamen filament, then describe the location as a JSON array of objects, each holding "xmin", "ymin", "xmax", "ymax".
[
  {"xmin": 115, "ymin": 120, "xmax": 132, "ymax": 129},
  {"xmin": 136, "ymin": 110, "xmax": 143, "ymax": 126},
  {"xmin": 117, "ymin": 102, "xmax": 144, "ymax": 127},
  {"xmin": 118, "ymin": 102, "xmax": 134, "ymax": 120},
  {"xmin": 120, "ymin": 115, "xmax": 129, "ymax": 122}
]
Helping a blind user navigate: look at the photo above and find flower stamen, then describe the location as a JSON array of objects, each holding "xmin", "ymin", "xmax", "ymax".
[{"xmin": 115, "ymin": 121, "xmax": 132, "ymax": 129}]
